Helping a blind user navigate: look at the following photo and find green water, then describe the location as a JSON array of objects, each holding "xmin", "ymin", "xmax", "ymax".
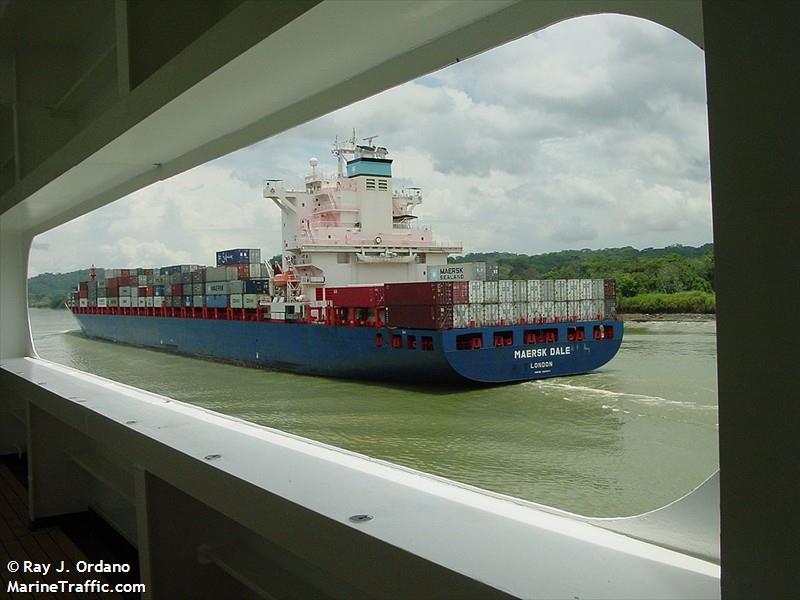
[{"xmin": 29, "ymin": 308, "xmax": 718, "ymax": 517}]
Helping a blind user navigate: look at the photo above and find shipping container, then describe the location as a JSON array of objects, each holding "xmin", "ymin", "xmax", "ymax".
[
  {"xmin": 483, "ymin": 281, "xmax": 499, "ymax": 303},
  {"xmin": 107, "ymin": 297, "xmax": 119, "ymax": 308},
  {"xmin": 230, "ymin": 294, "xmax": 243, "ymax": 308},
  {"xmin": 453, "ymin": 304, "xmax": 470, "ymax": 328},
  {"xmin": 249, "ymin": 263, "xmax": 266, "ymax": 279},
  {"xmin": 554, "ymin": 301, "xmax": 569, "ymax": 320},
  {"xmin": 604, "ymin": 279, "xmax": 617, "ymax": 300},
  {"xmin": 527, "ymin": 280, "xmax": 541, "ymax": 302},
  {"xmin": 467, "ymin": 304, "xmax": 484, "ymax": 327},
  {"xmin": 229, "ymin": 280, "xmax": 244, "ymax": 295},
  {"xmin": 244, "ymin": 279, "xmax": 269, "ymax": 294},
  {"xmin": 79, "ymin": 298, "xmax": 88, "ymax": 308},
  {"xmin": 386, "ymin": 304, "xmax": 453, "ymax": 330},
  {"xmin": 153, "ymin": 275, "xmax": 167, "ymax": 286},
  {"xmin": 153, "ymin": 297, "xmax": 165, "ymax": 308},
  {"xmin": 137, "ymin": 297, "xmax": 146, "ymax": 308},
  {"xmin": 579, "ymin": 279, "xmax": 593, "ymax": 301},
  {"xmin": 191, "ymin": 270, "xmax": 206, "ymax": 283},
  {"xmin": 205, "ymin": 267, "xmax": 227, "ymax": 282},
  {"xmin": 567, "ymin": 301, "xmax": 580, "ymax": 320},
  {"xmin": 323, "ymin": 285, "xmax": 385, "ymax": 307},
  {"xmin": 512, "ymin": 280, "xmax": 527, "ymax": 302},
  {"xmin": 592, "ymin": 279, "xmax": 605, "ymax": 300},
  {"xmin": 498, "ymin": 280, "xmax": 513, "ymax": 303},
  {"xmin": 452, "ymin": 281, "xmax": 469, "ymax": 304},
  {"xmin": 226, "ymin": 266, "xmax": 239, "ymax": 280},
  {"xmin": 468, "ymin": 280, "xmax": 484, "ymax": 304},
  {"xmin": 554, "ymin": 280, "xmax": 568, "ymax": 302},
  {"xmin": 193, "ymin": 295, "xmax": 204, "ymax": 308},
  {"xmin": 216, "ymin": 249, "xmax": 261, "ymax": 266},
  {"xmin": 171, "ymin": 284, "xmax": 183, "ymax": 296},
  {"xmin": 119, "ymin": 297, "xmax": 132, "ymax": 308},
  {"xmin": 153, "ymin": 285, "xmax": 165, "ymax": 296},
  {"xmin": 146, "ymin": 297, "xmax": 154, "ymax": 308},
  {"xmin": 206, "ymin": 294, "xmax": 227, "ymax": 309},
  {"xmin": 486, "ymin": 263, "xmax": 500, "ymax": 281},
  {"xmin": 97, "ymin": 298, "xmax": 108, "ymax": 308},
  {"xmin": 192, "ymin": 283, "xmax": 204, "ymax": 296},
  {"xmin": 243, "ymin": 294, "xmax": 258, "ymax": 309},
  {"xmin": 119, "ymin": 286, "xmax": 131, "ymax": 296},
  {"xmin": 567, "ymin": 279, "xmax": 581, "ymax": 302},
  {"xmin": 604, "ymin": 299, "xmax": 617, "ymax": 317},
  {"xmin": 206, "ymin": 282, "xmax": 228, "ymax": 295},
  {"xmin": 384, "ymin": 282, "xmax": 453, "ymax": 306},
  {"xmin": 427, "ymin": 262, "xmax": 488, "ymax": 282},
  {"xmin": 499, "ymin": 302, "xmax": 514, "ymax": 324},
  {"xmin": 513, "ymin": 302, "xmax": 527, "ymax": 323},
  {"xmin": 483, "ymin": 303, "xmax": 499, "ymax": 326}
]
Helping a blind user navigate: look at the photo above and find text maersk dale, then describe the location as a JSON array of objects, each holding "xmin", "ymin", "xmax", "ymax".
[{"xmin": 513, "ymin": 346, "xmax": 572, "ymax": 359}]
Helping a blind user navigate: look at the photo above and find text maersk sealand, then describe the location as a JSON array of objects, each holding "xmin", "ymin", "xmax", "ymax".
[{"xmin": 69, "ymin": 135, "xmax": 622, "ymax": 384}]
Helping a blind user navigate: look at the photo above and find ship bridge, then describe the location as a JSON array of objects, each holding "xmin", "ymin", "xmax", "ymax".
[{"xmin": 1, "ymin": 1, "xmax": 798, "ymax": 598}]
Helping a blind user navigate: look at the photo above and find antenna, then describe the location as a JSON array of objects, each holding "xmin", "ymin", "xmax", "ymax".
[{"xmin": 363, "ymin": 135, "xmax": 379, "ymax": 147}]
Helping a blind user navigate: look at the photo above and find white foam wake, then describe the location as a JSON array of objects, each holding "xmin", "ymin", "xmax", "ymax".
[{"xmin": 526, "ymin": 380, "xmax": 716, "ymax": 410}]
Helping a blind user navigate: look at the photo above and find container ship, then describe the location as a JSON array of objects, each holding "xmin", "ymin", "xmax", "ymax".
[{"xmin": 68, "ymin": 136, "xmax": 622, "ymax": 384}]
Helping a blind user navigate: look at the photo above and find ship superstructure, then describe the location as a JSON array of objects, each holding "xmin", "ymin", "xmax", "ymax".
[{"xmin": 265, "ymin": 135, "xmax": 460, "ymax": 297}]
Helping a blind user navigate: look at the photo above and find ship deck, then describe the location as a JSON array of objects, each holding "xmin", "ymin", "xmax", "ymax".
[{"xmin": 0, "ymin": 459, "xmax": 131, "ymax": 599}]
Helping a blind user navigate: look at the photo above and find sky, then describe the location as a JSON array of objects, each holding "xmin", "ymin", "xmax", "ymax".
[{"xmin": 29, "ymin": 14, "xmax": 711, "ymax": 276}]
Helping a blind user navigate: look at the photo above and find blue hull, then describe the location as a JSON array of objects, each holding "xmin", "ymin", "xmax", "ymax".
[{"xmin": 72, "ymin": 314, "xmax": 623, "ymax": 385}]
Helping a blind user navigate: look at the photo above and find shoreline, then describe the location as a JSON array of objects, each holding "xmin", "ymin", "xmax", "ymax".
[{"xmin": 620, "ymin": 312, "xmax": 715, "ymax": 322}]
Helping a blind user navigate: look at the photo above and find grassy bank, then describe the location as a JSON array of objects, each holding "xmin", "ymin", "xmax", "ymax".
[{"xmin": 618, "ymin": 291, "xmax": 715, "ymax": 314}]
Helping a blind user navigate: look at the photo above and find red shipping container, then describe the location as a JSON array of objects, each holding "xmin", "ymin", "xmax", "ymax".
[
  {"xmin": 106, "ymin": 285, "xmax": 119, "ymax": 295},
  {"xmin": 79, "ymin": 282, "xmax": 89, "ymax": 291},
  {"xmin": 146, "ymin": 286, "xmax": 154, "ymax": 297},
  {"xmin": 237, "ymin": 264, "xmax": 250, "ymax": 279},
  {"xmin": 386, "ymin": 304, "xmax": 453, "ymax": 330},
  {"xmin": 78, "ymin": 290, "xmax": 88, "ymax": 298},
  {"xmin": 171, "ymin": 284, "xmax": 183, "ymax": 296},
  {"xmin": 318, "ymin": 285, "xmax": 385, "ymax": 307},
  {"xmin": 604, "ymin": 279, "xmax": 617, "ymax": 299},
  {"xmin": 452, "ymin": 281, "xmax": 469, "ymax": 304},
  {"xmin": 384, "ymin": 282, "xmax": 453, "ymax": 306}
]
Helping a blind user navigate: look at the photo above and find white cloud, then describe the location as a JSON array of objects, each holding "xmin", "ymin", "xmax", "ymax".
[{"xmin": 30, "ymin": 13, "xmax": 711, "ymax": 276}]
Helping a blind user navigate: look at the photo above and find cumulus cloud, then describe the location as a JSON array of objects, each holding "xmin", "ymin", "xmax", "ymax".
[{"xmin": 30, "ymin": 14, "xmax": 711, "ymax": 275}]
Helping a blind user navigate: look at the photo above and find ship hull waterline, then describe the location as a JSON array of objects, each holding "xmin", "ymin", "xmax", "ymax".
[{"xmin": 71, "ymin": 313, "xmax": 623, "ymax": 385}]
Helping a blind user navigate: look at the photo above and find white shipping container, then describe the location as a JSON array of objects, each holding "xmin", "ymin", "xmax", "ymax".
[
  {"xmin": 453, "ymin": 304, "xmax": 470, "ymax": 328},
  {"xmin": 554, "ymin": 301, "xmax": 569, "ymax": 320},
  {"xmin": 499, "ymin": 302, "xmax": 515, "ymax": 324},
  {"xmin": 205, "ymin": 267, "xmax": 228, "ymax": 282},
  {"xmin": 483, "ymin": 303, "xmax": 499, "ymax": 326},
  {"xmin": 526, "ymin": 301, "xmax": 542, "ymax": 323},
  {"xmin": 249, "ymin": 264, "xmax": 266, "ymax": 279},
  {"xmin": 192, "ymin": 283, "xmax": 203, "ymax": 295},
  {"xmin": 527, "ymin": 280, "xmax": 542, "ymax": 302},
  {"xmin": 567, "ymin": 279, "xmax": 581, "ymax": 302},
  {"xmin": 468, "ymin": 280, "xmax": 485, "ymax": 304},
  {"xmin": 119, "ymin": 286, "xmax": 131, "ymax": 296},
  {"xmin": 427, "ymin": 262, "xmax": 487, "ymax": 282},
  {"xmin": 138, "ymin": 275, "xmax": 147, "ymax": 286},
  {"xmin": 230, "ymin": 294, "xmax": 243, "ymax": 308},
  {"xmin": 483, "ymin": 281, "xmax": 499, "ymax": 303},
  {"xmin": 243, "ymin": 294, "xmax": 258, "ymax": 309},
  {"xmin": 498, "ymin": 280, "xmax": 514, "ymax": 303},
  {"xmin": 131, "ymin": 286, "xmax": 139, "ymax": 298},
  {"xmin": 592, "ymin": 279, "xmax": 605, "ymax": 300},
  {"xmin": 513, "ymin": 302, "xmax": 527, "ymax": 323},
  {"xmin": 79, "ymin": 298, "xmax": 88, "ymax": 308},
  {"xmin": 229, "ymin": 280, "xmax": 244, "ymax": 294},
  {"xmin": 136, "ymin": 297, "xmax": 145, "ymax": 308},
  {"xmin": 512, "ymin": 280, "xmax": 527, "ymax": 302},
  {"xmin": 467, "ymin": 304, "xmax": 484, "ymax": 326},
  {"xmin": 541, "ymin": 280, "xmax": 555, "ymax": 301},
  {"xmin": 257, "ymin": 294, "xmax": 271, "ymax": 306},
  {"xmin": 107, "ymin": 297, "xmax": 119, "ymax": 308},
  {"xmin": 581, "ymin": 299, "xmax": 600, "ymax": 320},
  {"xmin": 146, "ymin": 297, "xmax": 153, "ymax": 307},
  {"xmin": 554, "ymin": 280, "xmax": 568, "ymax": 302},
  {"xmin": 579, "ymin": 279, "xmax": 593, "ymax": 300},
  {"xmin": 153, "ymin": 297, "xmax": 165, "ymax": 308},
  {"xmin": 119, "ymin": 297, "xmax": 132, "ymax": 308},
  {"xmin": 226, "ymin": 266, "xmax": 239, "ymax": 280},
  {"xmin": 542, "ymin": 301, "xmax": 555, "ymax": 321},
  {"xmin": 567, "ymin": 301, "xmax": 581, "ymax": 319},
  {"xmin": 193, "ymin": 295, "xmax": 204, "ymax": 308},
  {"xmin": 97, "ymin": 297, "xmax": 107, "ymax": 308},
  {"xmin": 205, "ymin": 282, "xmax": 229, "ymax": 295}
]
